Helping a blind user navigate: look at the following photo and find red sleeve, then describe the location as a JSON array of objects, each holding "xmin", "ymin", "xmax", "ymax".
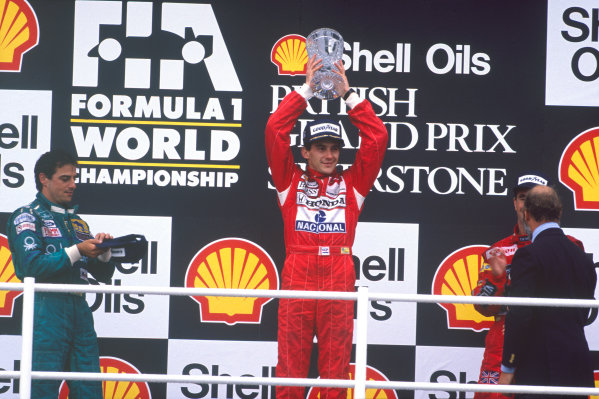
[
  {"xmin": 344, "ymin": 100, "xmax": 388, "ymax": 198},
  {"xmin": 265, "ymin": 91, "xmax": 307, "ymax": 193},
  {"xmin": 472, "ymin": 245, "xmax": 507, "ymax": 317},
  {"xmin": 472, "ymin": 271, "xmax": 507, "ymax": 317},
  {"xmin": 566, "ymin": 235, "xmax": 584, "ymax": 251}
]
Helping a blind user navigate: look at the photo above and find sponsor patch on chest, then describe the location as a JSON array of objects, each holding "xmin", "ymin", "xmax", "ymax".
[
  {"xmin": 295, "ymin": 208, "xmax": 347, "ymax": 234},
  {"xmin": 295, "ymin": 175, "xmax": 348, "ymax": 234},
  {"xmin": 71, "ymin": 218, "xmax": 94, "ymax": 241},
  {"xmin": 42, "ymin": 226, "xmax": 62, "ymax": 237}
]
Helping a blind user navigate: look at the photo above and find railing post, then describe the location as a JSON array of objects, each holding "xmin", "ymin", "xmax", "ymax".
[
  {"xmin": 20, "ymin": 277, "xmax": 35, "ymax": 399},
  {"xmin": 354, "ymin": 286, "xmax": 368, "ymax": 398}
]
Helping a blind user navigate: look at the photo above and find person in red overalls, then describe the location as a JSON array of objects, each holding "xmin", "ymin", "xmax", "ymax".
[
  {"xmin": 265, "ymin": 56, "xmax": 387, "ymax": 399},
  {"xmin": 472, "ymin": 173, "xmax": 583, "ymax": 399}
]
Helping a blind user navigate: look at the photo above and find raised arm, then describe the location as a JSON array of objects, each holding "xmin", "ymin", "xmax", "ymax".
[
  {"xmin": 472, "ymin": 246, "xmax": 508, "ymax": 317},
  {"xmin": 339, "ymin": 59, "xmax": 388, "ymax": 199},
  {"xmin": 265, "ymin": 56, "xmax": 323, "ymax": 193}
]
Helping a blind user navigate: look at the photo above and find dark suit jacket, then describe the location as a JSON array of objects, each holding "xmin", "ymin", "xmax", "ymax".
[{"xmin": 502, "ymin": 227, "xmax": 596, "ymax": 389}]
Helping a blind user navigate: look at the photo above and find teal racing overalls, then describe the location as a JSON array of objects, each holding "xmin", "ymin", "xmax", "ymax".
[{"xmin": 7, "ymin": 192, "xmax": 117, "ymax": 399}]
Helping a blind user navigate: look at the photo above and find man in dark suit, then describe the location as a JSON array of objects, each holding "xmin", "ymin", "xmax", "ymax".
[{"xmin": 497, "ymin": 185, "xmax": 596, "ymax": 398}]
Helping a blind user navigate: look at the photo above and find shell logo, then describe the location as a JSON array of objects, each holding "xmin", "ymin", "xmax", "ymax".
[
  {"xmin": 0, "ymin": 234, "xmax": 22, "ymax": 317},
  {"xmin": 559, "ymin": 127, "xmax": 599, "ymax": 211},
  {"xmin": 0, "ymin": 0, "xmax": 39, "ymax": 72},
  {"xmin": 432, "ymin": 245, "xmax": 494, "ymax": 332},
  {"xmin": 58, "ymin": 356, "xmax": 151, "ymax": 399},
  {"xmin": 185, "ymin": 238, "xmax": 279, "ymax": 325},
  {"xmin": 271, "ymin": 34, "xmax": 308, "ymax": 76},
  {"xmin": 306, "ymin": 364, "xmax": 398, "ymax": 399},
  {"xmin": 592, "ymin": 370, "xmax": 599, "ymax": 399}
]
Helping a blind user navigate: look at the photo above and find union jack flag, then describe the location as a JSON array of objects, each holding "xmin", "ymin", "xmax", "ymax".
[{"xmin": 480, "ymin": 370, "xmax": 499, "ymax": 384}]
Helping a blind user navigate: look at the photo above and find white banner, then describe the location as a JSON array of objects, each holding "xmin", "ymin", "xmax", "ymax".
[
  {"xmin": 546, "ymin": 0, "xmax": 599, "ymax": 106},
  {"xmin": 0, "ymin": 335, "xmax": 22, "ymax": 398},
  {"xmin": 0, "ymin": 90, "xmax": 52, "ymax": 212},
  {"xmin": 82, "ymin": 215, "xmax": 172, "ymax": 339},
  {"xmin": 353, "ymin": 222, "xmax": 419, "ymax": 345},
  {"xmin": 415, "ymin": 345, "xmax": 482, "ymax": 399},
  {"xmin": 166, "ymin": 339, "xmax": 277, "ymax": 399}
]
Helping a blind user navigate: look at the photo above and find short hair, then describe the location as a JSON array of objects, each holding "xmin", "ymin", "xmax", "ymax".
[
  {"xmin": 34, "ymin": 150, "xmax": 78, "ymax": 191},
  {"xmin": 303, "ymin": 137, "xmax": 342, "ymax": 151},
  {"xmin": 513, "ymin": 186, "xmax": 530, "ymax": 199},
  {"xmin": 524, "ymin": 186, "xmax": 562, "ymax": 223}
]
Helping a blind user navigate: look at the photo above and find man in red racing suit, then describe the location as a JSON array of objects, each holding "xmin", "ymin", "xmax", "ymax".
[
  {"xmin": 265, "ymin": 56, "xmax": 387, "ymax": 399},
  {"xmin": 472, "ymin": 173, "xmax": 584, "ymax": 399},
  {"xmin": 473, "ymin": 226, "xmax": 531, "ymax": 399}
]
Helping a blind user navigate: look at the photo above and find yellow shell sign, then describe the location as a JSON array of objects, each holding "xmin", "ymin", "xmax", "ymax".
[
  {"xmin": 592, "ymin": 370, "xmax": 599, "ymax": 399},
  {"xmin": 185, "ymin": 238, "xmax": 279, "ymax": 325},
  {"xmin": 0, "ymin": 0, "xmax": 39, "ymax": 71},
  {"xmin": 559, "ymin": 127, "xmax": 599, "ymax": 211},
  {"xmin": 59, "ymin": 356, "xmax": 151, "ymax": 399},
  {"xmin": 0, "ymin": 234, "xmax": 21, "ymax": 317},
  {"xmin": 271, "ymin": 34, "xmax": 308, "ymax": 76},
  {"xmin": 432, "ymin": 245, "xmax": 494, "ymax": 332},
  {"xmin": 307, "ymin": 364, "xmax": 399, "ymax": 399}
]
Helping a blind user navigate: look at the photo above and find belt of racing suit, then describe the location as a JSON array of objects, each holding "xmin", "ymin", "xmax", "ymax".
[{"xmin": 286, "ymin": 244, "xmax": 352, "ymax": 256}]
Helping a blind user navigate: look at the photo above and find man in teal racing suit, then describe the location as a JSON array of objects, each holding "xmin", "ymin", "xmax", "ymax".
[{"xmin": 7, "ymin": 150, "xmax": 118, "ymax": 399}]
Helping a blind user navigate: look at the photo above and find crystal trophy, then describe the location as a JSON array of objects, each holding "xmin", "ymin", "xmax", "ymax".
[{"xmin": 305, "ymin": 28, "xmax": 345, "ymax": 100}]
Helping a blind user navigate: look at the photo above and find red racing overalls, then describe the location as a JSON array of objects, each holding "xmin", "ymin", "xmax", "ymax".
[
  {"xmin": 265, "ymin": 88, "xmax": 387, "ymax": 399},
  {"xmin": 472, "ymin": 227, "xmax": 530, "ymax": 399}
]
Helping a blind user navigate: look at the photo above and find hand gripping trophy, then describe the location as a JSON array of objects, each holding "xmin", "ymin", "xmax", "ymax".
[{"xmin": 305, "ymin": 28, "xmax": 345, "ymax": 100}]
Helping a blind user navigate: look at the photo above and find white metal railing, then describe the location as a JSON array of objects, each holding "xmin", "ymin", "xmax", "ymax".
[{"xmin": 1, "ymin": 278, "xmax": 599, "ymax": 398}]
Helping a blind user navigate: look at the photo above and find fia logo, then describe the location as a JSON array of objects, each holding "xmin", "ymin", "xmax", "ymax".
[{"xmin": 72, "ymin": 1, "xmax": 241, "ymax": 91}]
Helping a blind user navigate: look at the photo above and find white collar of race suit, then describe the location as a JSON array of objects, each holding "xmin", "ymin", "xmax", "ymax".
[{"xmin": 50, "ymin": 205, "xmax": 75, "ymax": 214}]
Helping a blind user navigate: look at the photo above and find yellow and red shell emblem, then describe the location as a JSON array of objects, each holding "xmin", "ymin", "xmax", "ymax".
[
  {"xmin": 59, "ymin": 356, "xmax": 151, "ymax": 399},
  {"xmin": 0, "ymin": 0, "xmax": 39, "ymax": 71},
  {"xmin": 185, "ymin": 238, "xmax": 279, "ymax": 325},
  {"xmin": 271, "ymin": 34, "xmax": 308, "ymax": 76},
  {"xmin": 0, "ymin": 234, "xmax": 22, "ymax": 317},
  {"xmin": 559, "ymin": 126, "xmax": 599, "ymax": 211},
  {"xmin": 592, "ymin": 370, "xmax": 599, "ymax": 399},
  {"xmin": 307, "ymin": 363, "xmax": 398, "ymax": 399},
  {"xmin": 432, "ymin": 245, "xmax": 494, "ymax": 332}
]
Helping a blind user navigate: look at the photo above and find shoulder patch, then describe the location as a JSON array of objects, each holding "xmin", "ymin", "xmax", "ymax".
[
  {"xmin": 16, "ymin": 222, "xmax": 36, "ymax": 234},
  {"xmin": 13, "ymin": 212, "xmax": 36, "ymax": 225}
]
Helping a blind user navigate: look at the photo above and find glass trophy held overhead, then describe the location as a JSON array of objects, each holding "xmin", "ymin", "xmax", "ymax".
[{"xmin": 305, "ymin": 28, "xmax": 345, "ymax": 100}]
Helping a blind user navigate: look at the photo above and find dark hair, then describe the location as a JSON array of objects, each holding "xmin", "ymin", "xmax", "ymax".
[
  {"xmin": 524, "ymin": 186, "xmax": 562, "ymax": 223},
  {"xmin": 513, "ymin": 186, "xmax": 530, "ymax": 199},
  {"xmin": 303, "ymin": 137, "xmax": 342, "ymax": 150},
  {"xmin": 34, "ymin": 150, "xmax": 78, "ymax": 191}
]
